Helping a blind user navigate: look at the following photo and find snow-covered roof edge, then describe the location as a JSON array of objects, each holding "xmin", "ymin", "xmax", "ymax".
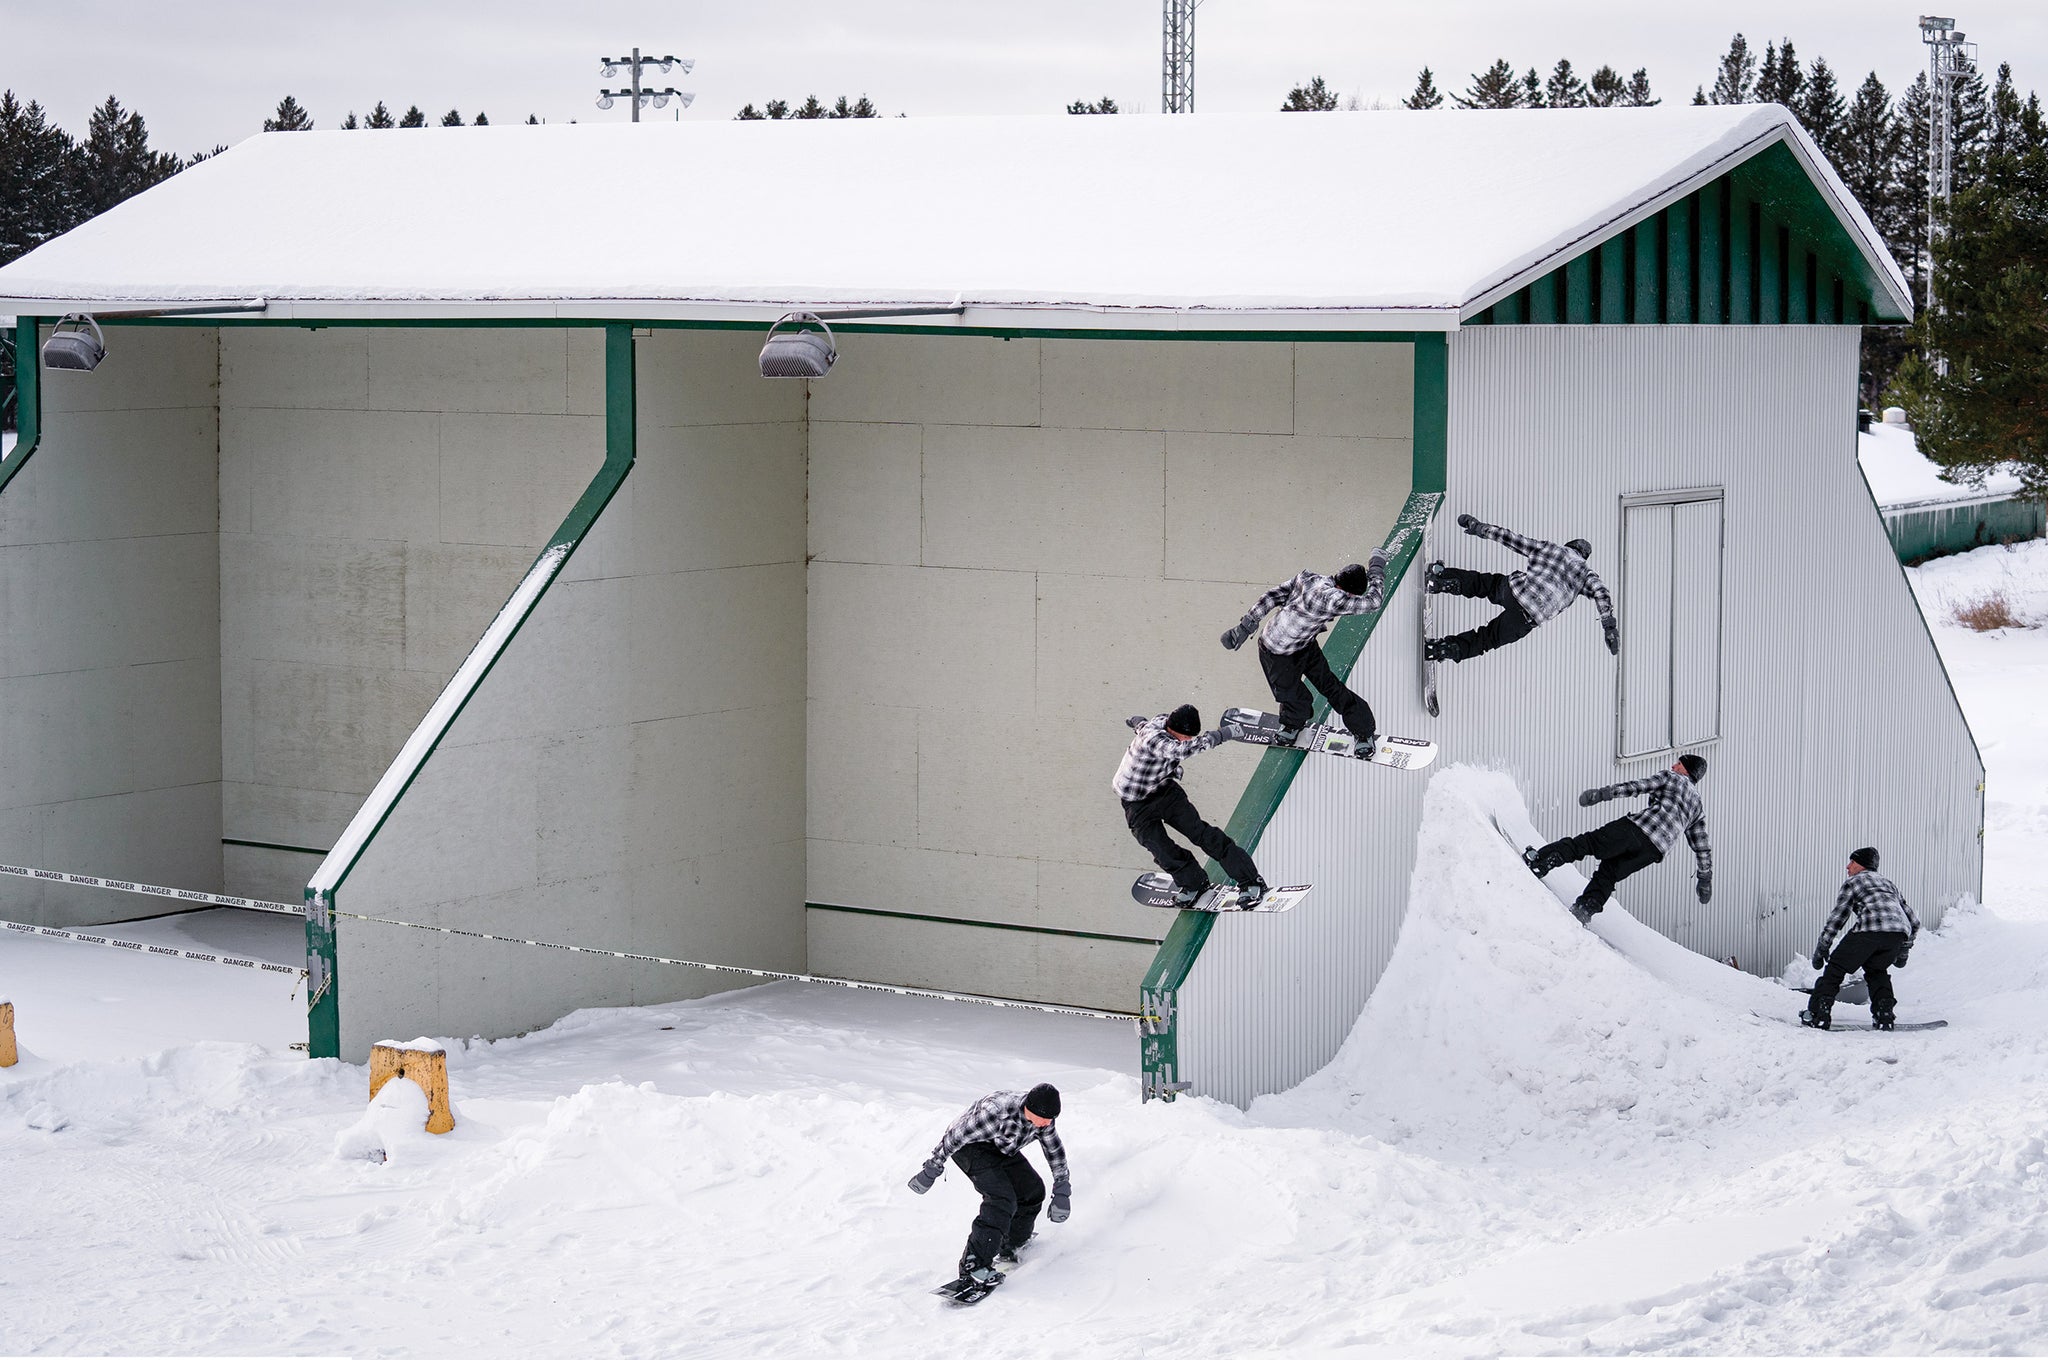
[{"xmin": 1459, "ymin": 109, "xmax": 1914, "ymax": 323}]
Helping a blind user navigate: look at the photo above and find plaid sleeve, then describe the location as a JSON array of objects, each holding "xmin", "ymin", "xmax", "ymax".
[
  {"xmin": 1475, "ymin": 523, "xmax": 1541, "ymax": 558},
  {"xmin": 1189, "ymin": 729, "xmax": 1228, "ymax": 755},
  {"xmin": 1238, "ymin": 580, "xmax": 1294, "ymax": 631},
  {"xmin": 1038, "ymin": 1128, "xmax": 1071, "ymax": 1186},
  {"xmin": 1586, "ymin": 777, "xmax": 1653, "ymax": 804},
  {"xmin": 1582, "ymin": 571, "xmax": 1618, "ymax": 630},
  {"xmin": 1685, "ymin": 815, "xmax": 1712, "ymax": 877},
  {"xmin": 930, "ymin": 1098, "xmax": 999, "ymax": 1163},
  {"xmin": 1339, "ymin": 556, "xmax": 1388, "ymax": 616},
  {"xmin": 1816, "ymin": 884, "xmax": 1855, "ymax": 955},
  {"xmin": 1903, "ymin": 893, "xmax": 1921, "ymax": 939}
]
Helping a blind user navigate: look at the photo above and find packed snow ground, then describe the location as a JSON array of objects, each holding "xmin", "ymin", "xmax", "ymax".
[{"xmin": 7, "ymin": 542, "xmax": 2048, "ymax": 1357}]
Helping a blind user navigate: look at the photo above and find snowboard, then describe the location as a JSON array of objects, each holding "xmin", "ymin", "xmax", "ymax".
[
  {"xmin": 1130, "ymin": 872, "xmax": 1311, "ymax": 914},
  {"xmin": 1422, "ymin": 515, "xmax": 1441, "ymax": 718},
  {"xmin": 932, "ymin": 1272, "xmax": 1004, "ymax": 1306},
  {"xmin": 1220, "ymin": 708, "xmax": 1438, "ymax": 770},
  {"xmin": 1786, "ymin": 1015, "xmax": 1948, "ymax": 1033},
  {"xmin": 1490, "ymin": 815, "xmax": 1595, "ymax": 924}
]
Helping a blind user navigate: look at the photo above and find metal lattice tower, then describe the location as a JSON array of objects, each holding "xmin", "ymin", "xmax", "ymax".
[
  {"xmin": 1163, "ymin": 0, "xmax": 1202, "ymax": 114},
  {"xmin": 1918, "ymin": 16, "xmax": 1976, "ymax": 311}
]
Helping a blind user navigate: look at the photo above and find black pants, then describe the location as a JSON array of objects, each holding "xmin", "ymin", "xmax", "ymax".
[
  {"xmin": 953, "ymin": 1142, "xmax": 1044, "ymax": 1272},
  {"xmin": 1431, "ymin": 567, "xmax": 1537, "ymax": 662},
  {"xmin": 1123, "ymin": 780, "xmax": 1260, "ymax": 894},
  {"xmin": 1259, "ymin": 640, "xmax": 1376, "ymax": 741},
  {"xmin": 1538, "ymin": 817, "xmax": 1662, "ymax": 914},
  {"xmin": 1813, "ymin": 931, "xmax": 1909, "ymax": 1014}
]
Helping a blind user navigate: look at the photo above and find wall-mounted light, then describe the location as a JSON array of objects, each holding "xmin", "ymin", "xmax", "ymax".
[
  {"xmin": 756, "ymin": 304, "xmax": 969, "ymax": 379},
  {"xmin": 38, "ymin": 300, "xmax": 270, "ymax": 375}
]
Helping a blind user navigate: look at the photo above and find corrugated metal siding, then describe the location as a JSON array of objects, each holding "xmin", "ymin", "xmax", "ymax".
[{"xmin": 1175, "ymin": 326, "xmax": 1983, "ymax": 1107}]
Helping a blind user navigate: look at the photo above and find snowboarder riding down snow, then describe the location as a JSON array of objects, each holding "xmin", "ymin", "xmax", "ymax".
[
  {"xmin": 1802, "ymin": 847, "xmax": 1919, "ymax": 1031},
  {"xmin": 1424, "ymin": 515, "xmax": 1618, "ymax": 664},
  {"xmin": 1528, "ymin": 754, "xmax": 1712, "ymax": 922},
  {"xmin": 909, "ymin": 1083, "xmax": 1071, "ymax": 1289},
  {"xmin": 1115, "ymin": 706, "xmax": 1268, "ymax": 907},
  {"xmin": 1221, "ymin": 554, "xmax": 1389, "ymax": 748}
]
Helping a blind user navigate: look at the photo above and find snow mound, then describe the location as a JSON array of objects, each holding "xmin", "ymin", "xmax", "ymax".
[
  {"xmin": 1259, "ymin": 766, "xmax": 1878, "ymax": 1167},
  {"xmin": 333, "ymin": 1075, "xmax": 433, "ymax": 1164}
]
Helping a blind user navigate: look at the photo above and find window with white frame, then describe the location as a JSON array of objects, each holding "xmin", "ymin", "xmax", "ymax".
[{"xmin": 1616, "ymin": 488, "xmax": 1724, "ymax": 759}]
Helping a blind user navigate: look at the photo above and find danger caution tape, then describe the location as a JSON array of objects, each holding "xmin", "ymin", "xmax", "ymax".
[
  {"xmin": 0, "ymin": 862, "xmax": 302, "ymax": 916},
  {"xmin": 1, "ymin": 918, "xmax": 305, "ymax": 979}
]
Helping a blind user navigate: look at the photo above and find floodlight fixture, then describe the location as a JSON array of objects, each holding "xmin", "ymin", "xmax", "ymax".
[
  {"xmin": 598, "ymin": 46, "xmax": 695, "ymax": 122},
  {"xmin": 38, "ymin": 300, "xmax": 269, "ymax": 376},
  {"xmin": 757, "ymin": 304, "xmax": 970, "ymax": 379},
  {"xmin": 596, "ymin": 93, "xmax": 616, "ymax": 110}
]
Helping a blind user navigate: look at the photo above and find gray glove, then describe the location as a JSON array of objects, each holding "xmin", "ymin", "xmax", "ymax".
[
  {"xmin": 1578, "ymin": 787, "xmax": 1603, "ymax": 807},
  {"xmin": 1456, "ymin": 512, "xmax": 1479, "ymax": 531},
  {"xmin": 1367, "ymin": 547, "xmax": 1391, "ymax": 572},
  {"xmin": 1221, "ymin": 620, "xmax": 1255, "ymax": 651},
  {"xmin": 1893, "ymin": 947, "xmax": 1910, "ymax": 971},
  {"xmin": 1811, "ymin": 947, "xmax": 1828, "ymax": 971},
  {"xmin": 908, "ymin": 1157, "xmax": 944, "ymax": 1194},
  {"xmin": 1048, "ymin": 1178, "xmax": 1071, "ymax": 1223},
  {"xmin": 1695, "ymin": 874, "xmax": 1712, "ymax": 905},
  {"xmin": 1604, "ymin": 622, "xmax": 1620, "ymax": 656}
]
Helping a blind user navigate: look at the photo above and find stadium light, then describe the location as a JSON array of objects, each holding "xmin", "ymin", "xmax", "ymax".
[{"xmin": 597, "ymin": 48, "xmax": 696, "ymax": 122}]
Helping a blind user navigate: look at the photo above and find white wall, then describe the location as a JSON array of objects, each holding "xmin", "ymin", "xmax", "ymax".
[
  {"xmin": 806, "ymin": 334, "xmax": 1414, "ymax": 1010},
  {"xmin": 330, "ymin": 329, "xmax": 808, "ymax": 1058},
  {"xmin": 0, "ymin": 326, "xmax": 222, "ymax": 926}
]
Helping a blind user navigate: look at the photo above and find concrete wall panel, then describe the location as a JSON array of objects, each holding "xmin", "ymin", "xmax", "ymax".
[
  {"xmin": 808, "ymin": 333, "xmax": 1040, "ymax": 428},
  {"xmin": 437, "ymin": 413, "xmax": 605, "ymax": 548},
  {"xmin": 806, "ymin": 909, "xmax": 1150, "ymax": 1014},
  {"xmin": 220, "ymin": 328, "xmax": 370, "ymax": 411},
  {"xmin": 921, "ymin": 425, "xmax": 1165, "ymax": 576},
  {"xmin": 1164, "ymin": 432, "xmax": 1410, "ymax": 584},
  {"xmin": 1293, "ymin": 341, "xmax": 1414, "ymax": 438},
  {"xmin": 1041, "ymin": 338, "xmax": 1293, "ymax": 434},
  {"xmin": 808, "ymin": 422, "xmax": 922, "ymax": 566}
]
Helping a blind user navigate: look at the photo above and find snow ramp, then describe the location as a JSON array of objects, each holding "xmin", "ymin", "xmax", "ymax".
[{"xmin": 1257, "ymin": 765, "xmax": 1858, "ymax": 1166}]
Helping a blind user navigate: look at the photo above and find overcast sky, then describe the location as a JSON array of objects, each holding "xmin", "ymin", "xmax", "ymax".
[{"xmin": 4, "ymin": 1, "xmax": 2045, "ymax": 153}]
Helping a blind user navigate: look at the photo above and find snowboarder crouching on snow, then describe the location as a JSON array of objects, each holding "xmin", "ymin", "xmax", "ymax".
[
  {"xmin": 908, "ymin": 1083, "xmax": 1071, "ymax": 1287},
  {"xmin": 1528, "ymin": 754, "xmax": 1712, "ymax": 922},
  {"xmin": 1425, "ymin": 514, "xmax": 1618, "ymax": 663},
  {"xmin": 1221, "ymin": 553, "xmax": 1390, "ymax": 748},
  {"xmin": 1802, "ymin": 847, "xmax": 1920, "ymax": 1031},
  {"xmin": 1115, "ymin": 705, "xmax": 1268, "ymax": 908}
]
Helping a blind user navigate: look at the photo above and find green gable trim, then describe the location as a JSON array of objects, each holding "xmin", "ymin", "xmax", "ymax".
[{"xmin": 1468, "ymin": 142, "xmax": 1907, "ymax": 327}]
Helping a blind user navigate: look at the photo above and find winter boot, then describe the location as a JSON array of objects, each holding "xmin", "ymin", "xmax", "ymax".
[
  {"xmin": 1424, "ymin": 560, "xmax": 1448, "ymax": 593},
  {"xmin": 1170, "ymin": 882, "xmax": 1207, "ymax": 907},
  {"xmin": 1423, "ymin": 638, "xmax": 1454, "ymax": 662},
  {"xmin": 1799, "ymin": 999, "xmax": 1834, "ymax": 1031},
  {"xmin": 1523, "ymin": 845, "xmax": 1557, "ymax": 879},
  {"xmin": 958, "ymin": 1254, "xmax": 1000, "ymax": 1287},
  {"xmin": 996, "ymin": 1234, "xmax": 1034, "ymax": 1267},
  {"xmin": 1872, "ymin": 1007, "xmax": 1896, "ymax": 1032},
  {"xmin": 1236, "ymin": 879, "xmax": 1270, "ymax": 909}
]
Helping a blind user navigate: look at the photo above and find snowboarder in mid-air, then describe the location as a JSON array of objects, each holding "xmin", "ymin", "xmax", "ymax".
[
  {"xmin": 1802, "ymin": 847, "xmax": 1920, "ymax": 1031},
  {"xmin": 1221, "ymin": 552, "xmax": 1390, "ymax": 747},
  {"xmin": 1424, "ymin": 514, "xmax": 1618, "ymax": 664},
  {"xmin": 1115, "ymin": 706, "xmax": 1268, "ymax": 907},
  {"xmin": 1526, "ymin": 754, "xmax": 1712, "ymax": 922},
  {"xmin": 909, "ymin": 1083, "xmax": 1071, "ymax": 1298}
]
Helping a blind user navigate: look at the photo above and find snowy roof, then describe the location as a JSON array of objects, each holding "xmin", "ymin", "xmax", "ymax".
[
  {"xmin": 1861, "ymin": 422, "xmax": 2025, "ymax": 510},
  {"xmin": 0, "ymin": 106, "xmax": 1909, "ymax": 329}
]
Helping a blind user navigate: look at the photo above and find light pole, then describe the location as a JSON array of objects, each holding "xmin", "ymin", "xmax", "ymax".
[
  {"xmin": 1918, "ymin": 16, "xmax": 1975, "ymax": 313},
  {"xmin": 599, "ymin": 49, "xmax": 696, "ymax": 121}
]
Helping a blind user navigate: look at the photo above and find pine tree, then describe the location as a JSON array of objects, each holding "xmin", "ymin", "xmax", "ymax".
[
  {"xmin": 473, "ymin": 112, "xmax": 489, "ymax": 126},
  {"xmin": 1707, "ymin": 34, "xmax": 1756, "ymax": 105},
  {"xmin": 365, "ymin": 102, "xmax": 395, "ymax": 129},
  {"xmin": 525, "ymin": 114, "xmax": 540, "ymax": 125},
  {"xmin": 263, "ymin": 95, "xmax": 314, "ymax": 132},
  {"xmin": 0, "ymin": 90, "xmax": 83, "ymax": 266},
  {"xmin": 1586, "ymin": 66, "xmax": 1623, "ymax": 107},
  {"xmin": 1066, "ymin": 96, "xmax": 1120, "ymax": 114},
  {"xmin": 1837, "ymin": 73, "xmax": 1900, "ymax": 230},
  {"xmin": 70, "ymin": 96, "xmax": 182, "ymax": 219},
  {"xmin": 340, "ymin": 111, "xmax": 360, "ymax": 130},
  {"xmin": 1520, "ymin": 68, "xmax": 1545, "ymax": 108},
  {"xmin": 793, "ymin": 95, "xmax": 829, "ymax": 119},
  {"xmin": 1280, "ymin": 76, "xmax": 1339, "ymax": 111},
  {"xmin": 1453, "ymin": 60, "xmax": 1522, "ymax": 110},
  {"xmin": 1544, "ymin": 60, "xmax": 1588, "ymax": 109},
  {"xmin": 399, "ymin": 105, "xmax": 427, "ymax": 128},
  {"xmin": 1623, "ymin": 68, "xmax": 1659, "ymax": 107},
  {"xmin": 1893, "ymin": 73, "xmax": 1933, "ymax": 302},
  {"xmin": 1893, "ymin": 96, "xmax": 2048, "ymax": 489},
  {"xmin": 1797, "ymin": 58, "xmax": 1846, "ymax": 160},
  {"xmin": 1404, "ymin": 67, "xmax": 1444, "ymax": 110},
  {"xmin": 440, "ymin": 109, "xmax": 464, "ymax": 127},
  {"xmin": 1755, "ymin": 41, "xmax": 1801, "ymax": 108},
  {"xmin": 185, "ymin": 143, "xmax": 229, "ymax": 165}
]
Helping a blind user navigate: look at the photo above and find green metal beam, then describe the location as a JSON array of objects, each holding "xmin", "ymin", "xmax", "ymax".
[{"xmin": 0, "ymin": 317, "xmax": 44, "ymax": 494}]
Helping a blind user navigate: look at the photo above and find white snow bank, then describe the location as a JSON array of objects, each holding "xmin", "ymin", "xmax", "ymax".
[
  {"xmin": 333, "ymin": 1075, "xmax": 432, "ymax": 1163},
  {"xmin": 1860, "ymin": 420, "xmax": 2024, "ymax": 508}
]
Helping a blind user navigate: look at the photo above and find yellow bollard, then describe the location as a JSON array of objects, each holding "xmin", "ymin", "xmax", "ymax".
[
  {"xmin": 0, "ymin": 1000, "xmax": 15, "ymax": 1068},
  {"xmin": 368, "ymin": 1039, "xmax": 455, "ymax": 1134}
]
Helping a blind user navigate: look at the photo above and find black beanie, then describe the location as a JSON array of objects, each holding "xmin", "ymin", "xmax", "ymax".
[
  {"xmin": 1024, "ymin": 1083, "xmax": 1061, "ymax": 1119},
  {"xmin": 1166, "ymin": 704, "xmax": 1202, "ymax": 736},
  {"xmin": 1677, "ymin": 753, "xmax": 1707, "ymax": 782},
  {"xmin": 1566, "ymin": 538, "xmax": 1593, "ymax": 559},
  {"xmin": 1332, "ymin": 563, "xmax": 1371, "ymax": 594},
  {"xmin": 1851, "ymin": 846, "xmax": 1880, "ymax": 871}
]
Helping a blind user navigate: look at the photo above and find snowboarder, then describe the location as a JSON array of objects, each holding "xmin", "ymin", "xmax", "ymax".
[
  {"xmin": 1527, "ymin": 754, "xmax": 1713, "ymax": 922},
  {"xmin": 1423, "ymin": 514, "xmax": 1618, "ymax": 664},
  {"xmin": 1802, "ymin": 847, "xmax": 1920, "ymax": 1031},
  {"xmin": 1220, "ymin": 552, "xmax": 1390, "ymax": 747},
  {"xmin": 909, "ymin": 1083, "xmax": 1072, "ymax": 1290},
  {"xmin": 1115, "ymin": 705, "xmax": 1268, "ymax": 907}
]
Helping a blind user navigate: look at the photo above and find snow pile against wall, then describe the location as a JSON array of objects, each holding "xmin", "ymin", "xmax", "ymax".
[
  {"xmin": 1259, "ymin": 766, "xmax": 1878, "ymax": 1166},
  {"xmin": 1859, "ymin": 421, "xmax": 2022, "ymax": 509}
]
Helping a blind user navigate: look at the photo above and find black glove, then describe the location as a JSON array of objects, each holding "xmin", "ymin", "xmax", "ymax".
[
  {"xmin": 1695, "ymin": 874, "xmax": 1712, "ymax": 905},
  {"xmin": 1221, "ymin": 620, "xmax": 1254, "ymax": 651},
  {"xmin": 1893, "ymin": 947, "xmax": 1910, "ymax": 971},
  {"xmin": 1810, "ymin": 948, "xmax": 1827, "ymax": 971},
  {"xmin": 1578, "ymin": 788, "xmax": 1602, "ymax": 807},
  {"xmin": 1604, "ymin": 622, "xmax": 1620, "ymax": 656},
  {"xmin": 1456, "ymin": 512, "xmax": 1478, "ymax": 531},
  {"xmin": 1048, "ymin": 1178, "xmax": 1071, "ymax": 1223},
  {"xmin": 908, "ymin": 1157, "xmax": 944, "ymax": 1194}
]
